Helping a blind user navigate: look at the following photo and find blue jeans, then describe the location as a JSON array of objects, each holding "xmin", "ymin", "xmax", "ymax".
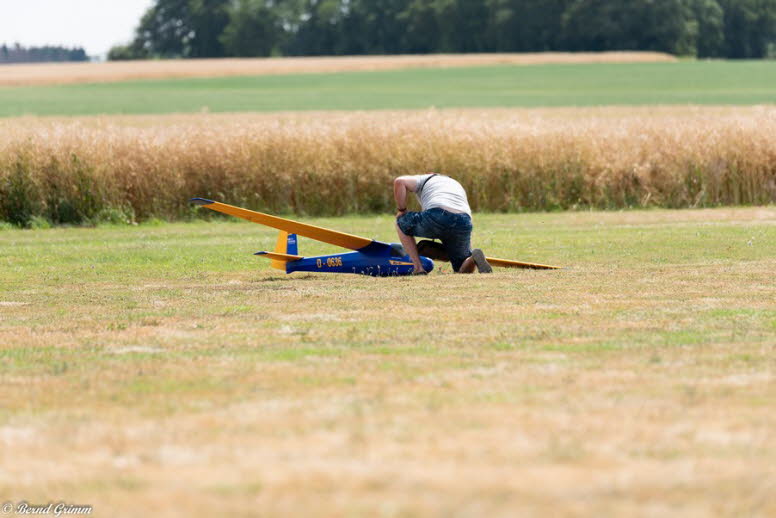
[{"xmin": 397, "ymin": 208, "xmax": 472, "ymax": 272}]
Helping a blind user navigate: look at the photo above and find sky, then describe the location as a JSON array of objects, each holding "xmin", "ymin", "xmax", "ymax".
[{"xmin": 1, "ymin": 0, "xmax": 154, "ymax": 59}]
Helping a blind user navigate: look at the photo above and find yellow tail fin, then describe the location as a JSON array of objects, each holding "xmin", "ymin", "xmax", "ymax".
[{"xmin": 271, "ymin": 231, "xmax": 290, "ymax": 270}]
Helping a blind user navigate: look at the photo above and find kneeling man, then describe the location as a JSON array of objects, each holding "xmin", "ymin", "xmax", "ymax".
[{"xmin": 394, "ymin": 173, "xmax": 492, "ymax": 275}]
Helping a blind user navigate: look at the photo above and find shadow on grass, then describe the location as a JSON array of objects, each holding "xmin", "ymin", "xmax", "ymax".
[{"xmin": 250, "ymin": 273, "xmax": 328, "ymax": 283}]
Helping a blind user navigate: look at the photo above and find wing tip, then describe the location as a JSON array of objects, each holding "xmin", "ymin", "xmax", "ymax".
[
  {"xmin": 190, "ymin": 197, "xmax": 215, "ymax": 206},
  {"xmin": 486, "ymin": 256, "xmax": 563, "ymax": 270}
]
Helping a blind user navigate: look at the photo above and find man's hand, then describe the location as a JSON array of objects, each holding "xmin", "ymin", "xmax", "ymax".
[{"xmin": 396, "ymin": 208, "xmax": 407, "ymax": 219}]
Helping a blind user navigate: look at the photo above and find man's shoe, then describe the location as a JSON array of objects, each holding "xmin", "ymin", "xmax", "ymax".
[{"xmin": 470, "ymin": 249, "xmax": 492, "ymax": 273}]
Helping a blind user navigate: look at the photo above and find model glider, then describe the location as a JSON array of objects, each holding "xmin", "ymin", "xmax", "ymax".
[{"xmin": 191, "ymin": 198, "xmax": 560, "ymax": 276}]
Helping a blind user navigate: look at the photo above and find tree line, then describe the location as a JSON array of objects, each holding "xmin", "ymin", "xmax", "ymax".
[
  {"xmin": 109, "ymin": 0, "xmax": 776, "ymax": 61},
  {"xmin": 1, "ymin": 44, "xmax": 88, "ymax": 64}
]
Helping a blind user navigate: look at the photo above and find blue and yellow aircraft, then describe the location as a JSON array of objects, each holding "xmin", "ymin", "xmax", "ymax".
[{"xmin": 191, "ymin": 198, "xmax": 560, "ymax": 276}]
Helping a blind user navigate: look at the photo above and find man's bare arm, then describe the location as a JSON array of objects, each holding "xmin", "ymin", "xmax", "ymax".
[
  {"xmin": 393, "ymin": 176, "xmax": 425, "ymax": 273},
  {"xmin": 393, "ymin": 176, "xmax": 418, "ymax": 212}
]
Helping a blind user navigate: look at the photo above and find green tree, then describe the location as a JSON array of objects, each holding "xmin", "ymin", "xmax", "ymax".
[
  {"xmin": 221, "ymin": 0, "xmax": 281, "ymax": 56},
  {"xmin": 117, "ymin": 0, "xmax": 229, "ymax": 59},
  {"xmin": 107, "ymin": 44, "xmax": 143, "ymax": 60},
  {"xmin": 134, "ymin": 0, "xmax": 191, "ymax": 57},
  {"xmin": 188, "ymin": 0, "xmax": 231, "ymax": 57},
  {"xmin": 400, "ymin": 0, "xmax": 441, "ymax": 53},
  {"xmin": 486, "ymin": 0, "xmax": 571, "ymax": 52},
  {"xmin": 446, "ymin": 0, "xmax": 491, "ymax": 52},
  {"xmin": 348, "ymin": 0, "xmax": 412, "ymax": 54},
  {"xmin": 562, "ymin": 0, "xmax": 699, "ymax": 56},
  {"xmin": 105, "ymin": 0, "xmax": 776, "ymax": 59},
  {"xmin": 289, "ymin": 0, "xmax": 349, "ymax": 55},
  {"xmin": 718, "ymin": 0, "xmax": 776, "ymax": 58},
  {"xmin": 691, "ymin": 0, "xmax": 725, "ymax": 57}
]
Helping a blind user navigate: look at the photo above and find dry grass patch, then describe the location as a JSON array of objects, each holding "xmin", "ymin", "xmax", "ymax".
[{"xmin": 0, "ymin": 52, "xmax": 676, "ymax": 86}]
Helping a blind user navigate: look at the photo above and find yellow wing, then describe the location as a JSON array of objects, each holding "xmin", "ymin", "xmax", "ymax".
[
  {"xmin": 191, "ymin": 198, "xmax": 374, "ymax": 251},
  {"xmin": 486, "ymin": 257, "xmax": 561, "ymax": 270}
]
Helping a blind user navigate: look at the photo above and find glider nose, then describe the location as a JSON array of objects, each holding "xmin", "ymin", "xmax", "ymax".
[{"xmin": 421, "ymin": 256, "xmax": 434, "ymax": 273}]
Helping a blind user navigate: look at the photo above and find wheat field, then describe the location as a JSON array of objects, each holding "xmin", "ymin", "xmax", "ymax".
[
  {"xmin": 0, "ymin": 52, "xmax": 676, "ymax": 86},
  {"xmin": 1, "ymin": 106, "xmax": 774, "ymax": 226}
]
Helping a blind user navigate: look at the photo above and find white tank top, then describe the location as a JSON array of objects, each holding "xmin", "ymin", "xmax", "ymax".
[{"xmin": 413, "ymin": 174, "xmax": 472, "ymax": 216}]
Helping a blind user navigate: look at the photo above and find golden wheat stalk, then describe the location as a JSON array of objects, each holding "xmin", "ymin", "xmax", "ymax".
[{"xmin": 0, "ymin": 106, "xmax": 774, "ymax": 225}]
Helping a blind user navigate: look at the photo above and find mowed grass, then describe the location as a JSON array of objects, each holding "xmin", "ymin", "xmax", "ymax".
[
  {"xmin": 1, "ymin": 60, "xmax": 775, "ymax": 117},
  {"xmin": 0, "ymin": 52, "xmax": 677, "ymax": 87},
  {"xmin": 1, "ymin": 208, "xmax": 774, "ymax": 517}
]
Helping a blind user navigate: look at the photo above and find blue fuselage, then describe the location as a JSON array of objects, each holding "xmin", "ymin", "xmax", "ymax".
[{"xmin": 287, "ymin": 248, "xmax": 434, "ymax": 276}]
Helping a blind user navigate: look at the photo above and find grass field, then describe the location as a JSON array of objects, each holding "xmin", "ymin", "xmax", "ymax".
[
  {"xmin": 0, "ymin": 52, "xmax": 676, "ymax": 87},
  {"xmin": 1, "ymin": 61, "xmax": 775, "ymax": 117},
  {"xmin": 1, "ymin": 208, "xmax": 774, "ymax": 516}
]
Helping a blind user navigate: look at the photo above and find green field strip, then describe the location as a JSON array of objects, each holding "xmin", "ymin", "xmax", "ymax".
[{"xmin": 1, "ymin": 61, "xmax": 774, "ymax": 117}]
